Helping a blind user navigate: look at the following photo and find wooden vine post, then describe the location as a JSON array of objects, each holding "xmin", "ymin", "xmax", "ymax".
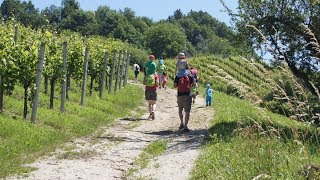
[
  {"xmin": 99, "ymin": 52, "xmax": 108, "ymax": 99},
  {"xmin": 31, "ymin": 43, "xmax": 46, "ymax": 123},
  {"xmin": 119, "ymin": 51, "xmax": 126, "ymax": 88},
  {"xmin": 124, "ymin": 52, "xmax": 130, "ymax": 87},
  {"xmin": 60, "ymin": 42, "xmax": 67, "ymax": 112},
  {"xmin": 114, "ymin": 50, "xmax": 122, "ymax": 92},
  {"xmin": 108, "ymin": 51, "xmax": 117, "ymax": 94},
  {"xmin": 80, "ymin": 47, "xmax": 89, "ymax": 106}
]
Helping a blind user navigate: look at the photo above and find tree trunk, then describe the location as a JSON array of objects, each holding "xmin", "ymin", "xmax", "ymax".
[
  {"xmin": 270, "ymin": 35, "xmax": 320, "ymax": 99},
  {"xmin": 50, "ymin": 78, "xmax": 55, "ymax": 109}
]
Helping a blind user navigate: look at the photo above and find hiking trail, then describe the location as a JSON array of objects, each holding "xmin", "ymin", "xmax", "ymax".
[{"xmin": 8, "ymin": 81, "xmax": 214, "ymax": 180}]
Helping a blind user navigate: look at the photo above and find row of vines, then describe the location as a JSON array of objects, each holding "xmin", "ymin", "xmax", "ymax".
[
  {"xmin": 0, "ymin": 21, "xmax": 135, "ymax": 123},
  {"xmin": 164, "ymin": 55, "xmax": 319, "ymax": 124}
]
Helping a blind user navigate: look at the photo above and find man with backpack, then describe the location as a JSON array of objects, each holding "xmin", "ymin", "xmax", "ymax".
[
  {"xmin": 173, "ymin": 63, "xmax": 196, "ymax": 132},
  {"xmin": 143, "ymin": 54, "xmax": 159, "ymax": 120}
]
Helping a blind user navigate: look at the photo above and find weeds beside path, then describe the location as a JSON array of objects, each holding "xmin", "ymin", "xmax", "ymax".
[{"xmin": 7, "ymin": 81, "xmax": 214, "ymax": 180}]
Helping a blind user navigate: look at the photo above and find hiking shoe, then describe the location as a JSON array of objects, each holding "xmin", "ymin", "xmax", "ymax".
[
  {"xmin": 151, "ymin": 112, "xmax": 155, "ymax": 120},
  {"xmin": 183, "ymin": 126, "xmax": 190, "ymax": 132},
  {"xmin": 178, "ymin": 124, "xmax": 184, "ymax": 130},
  {"xmin": 148, "ymin": 114, "xmax": 153, "ymax": 120}
]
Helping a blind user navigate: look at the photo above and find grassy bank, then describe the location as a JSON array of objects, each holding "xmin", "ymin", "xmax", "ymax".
[
  {"xmin": 192, "ymin": 91, "xmax": 320, "ymax": 179},
  {"xmin": 0, "ymin": 84, "xmax": 144, "ymax": 177}
]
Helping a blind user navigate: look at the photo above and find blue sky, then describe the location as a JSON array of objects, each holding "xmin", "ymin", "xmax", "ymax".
[{"xmin": 0, "ymin": 0, "xmax": 238, "ymax": 25}]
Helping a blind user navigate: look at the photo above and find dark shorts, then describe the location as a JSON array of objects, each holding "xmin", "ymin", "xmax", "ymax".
[
  {"xmin": 177, "ymin": 95, "xmax": 192, "ymax": 113},
  {"xmin": 145, "ymin": 89, "xmax": 157, "ymax": 100},
  {"xmin": 134, "ymin": 70, "xmax": 139, "ymax": 78}
]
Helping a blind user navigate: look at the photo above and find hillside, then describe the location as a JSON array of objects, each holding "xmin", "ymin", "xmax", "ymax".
[{"xmin": 164, "ymin": 55, "xmax": 319, "ymax": 124}]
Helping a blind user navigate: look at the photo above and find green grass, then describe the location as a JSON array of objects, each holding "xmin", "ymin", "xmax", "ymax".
[
  {"xmin": 191, "ymin": 91, "xmax": 320, "ymax": 179},
  {"xmin": 135, "ymin": 140, "xmax": 168, "ymax": 169},
  {"xmin": 123, "ymin": 140, "xmax": 168, "ymax": 179},
  {"xmin": 0, "ymin": 83, "xmax": 144, "ymax": 178}
]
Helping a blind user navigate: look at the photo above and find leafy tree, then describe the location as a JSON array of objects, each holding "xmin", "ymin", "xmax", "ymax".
[
  {"xmin": 61, "ymin": 0, "xmax": 80, "ymax": 19},
  {"xmin": 119, "ymin": 7, "xmax": 135, "ymax": 21},
  {"xmin": 95, "ymin": 6, "xmax": 118, "ymax": 36},
  {"xmin": 60, "ymin": 10, "xmax": 97, "ymax": 36},
  {"xmin": 228, "ymin": 0, "xmax": 320, "ymax": 98},
  {"xmin": 143, "ymin": 22, "xmax": 188, "ymax": 58},
  {"xmin": 0, "ymin": 0, "xmax": 42, "ymax": 28},
  {"xmin": 41, "ymin": 5, "xmax": 62, "ymax": 28},
  {"xmin": 0, "ymin": 0, "xmax": 23, "ymax": 19},
  {"xmin": 111, "ymin": 17, "xmax": 142, "ymax": 46}
]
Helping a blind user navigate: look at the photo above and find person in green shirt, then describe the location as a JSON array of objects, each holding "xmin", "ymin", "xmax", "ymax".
[
  {"xmin": 143, "ymin": 54, "xmax": 158, "ymax": 120},
  {"xmin": 144, "ymin": 54, "xmax": 157, "ymax": 76},
  {"xmin": 157, "ymin": 58, "xmax": 166, "ymax": 89}
]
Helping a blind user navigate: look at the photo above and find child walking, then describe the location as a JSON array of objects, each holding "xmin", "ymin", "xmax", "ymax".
[
  {"xmin": 205, "ymin": 84, "xmax": 213, "ymax": 106},
  {"xmin": 161, "ymin": 72, "xmax": 168, "ymax": 90}
]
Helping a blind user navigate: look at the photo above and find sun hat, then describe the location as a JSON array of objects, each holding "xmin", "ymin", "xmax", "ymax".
[
  {"xmin": 149, "ymin": 54, "xmax": 155, "ymax": 60},
  {"xmin": 206, "ymin": 84, "xmax": 211, "ymax": 88},
  {"xmin": 177, "ymin": 52, "xmax": 185, "ymax": 59}
]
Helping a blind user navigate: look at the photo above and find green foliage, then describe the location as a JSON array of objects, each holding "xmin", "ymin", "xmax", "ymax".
[
  {"xmin": 191, "ymin": 91, "xmax": 320, "ymax": 179},
  {"xmin": 0, "ymin": 84, "xmax": 144, "ymax": 177},
  {"xmin": 135, "ymin": 140, "xmax": 167, "ymax": 169},
  {"xmin": 233, "ymin": 0, "xmax": 320, "ymax": 97},
  {"xmin": 165, "ymin": 54, "xmax": 319, "ymax": 123},
  {"xmin": 143, "ymin": 22, "xmax": 188, "ymax": 58}
]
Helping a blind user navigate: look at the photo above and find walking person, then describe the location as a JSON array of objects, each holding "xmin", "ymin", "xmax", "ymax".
[
  {"xmin": 133, "ymin": 63, "xmax": 140, "ymax": 83},
  {"xmin": 157, "ymin": 59, "xmax": 166, "ymax": 88},
  {"xmin": 174, "ymin": 54, "xmax": 196, "ymax": 132},
  {"xmin": 190, "ymin": 67, "xmax": 199, "ymax": 103},
  {"xmin": 161, "ymin": 72, "xmax": 168, "ymax": 90},
  {"xmin": 205, "ymin": 84, "xmax": 213, "ymax": 106},
  {"xmin": 143, "ymin": 54, "xmax": 159, "ymax": 120}
]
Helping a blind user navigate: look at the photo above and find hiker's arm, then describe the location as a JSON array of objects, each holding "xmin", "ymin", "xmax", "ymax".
[{"xmin": 173, "ymin": 76, "xmax": 179, "ymax": 88}]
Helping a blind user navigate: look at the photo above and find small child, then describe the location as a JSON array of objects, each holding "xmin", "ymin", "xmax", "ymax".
[
  {"xmin": 176, "ymin": 52, "xmax": 189, "ymax": 77},
  {"xmin": 161, "ymin": 72, "xmax": 167, "ymax": 90},
  {"xmin": 205, "ymin": 84, "xmax": 213, "ymax": 106}
]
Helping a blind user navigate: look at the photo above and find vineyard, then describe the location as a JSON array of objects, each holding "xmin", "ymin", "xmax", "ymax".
[
  {"xmin": 0, "ymin": 21, "xmax": 319, "ymax": 179},
  {"xmin": 164, "ymin": 55, "xmax": 319, "ymax": 124},
  {"xmin": 0, "ymin": 21, "xmax": 146, "ymax": 122}
]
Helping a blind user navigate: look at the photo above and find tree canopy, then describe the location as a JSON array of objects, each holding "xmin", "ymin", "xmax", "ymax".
[
  {"xmin": 0, "ymin": 0, "xmax": 248, "ymax": 58},
  {"xmin": 224, "ymin": 0, "xmax": 320, "ymax": 98}
]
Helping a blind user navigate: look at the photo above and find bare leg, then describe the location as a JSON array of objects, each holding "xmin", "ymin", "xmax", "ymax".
[
  {"xmin": 185, "ymin": 112, "xmax": 190, "ymax": 126},
  {"xmin": 179, "ymin": 108, "xmax": 184, "ymax": 125}
]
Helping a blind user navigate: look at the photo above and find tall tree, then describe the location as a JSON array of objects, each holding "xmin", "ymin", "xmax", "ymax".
[
  {"xmin": 41, "ymin": 5, "xmax": 62, "ymax": 27},
  {"xmin": 227, "ymin": 0, "xmax": 320, "ymax": 98},
  {"xmin": 61, "ymin": 0, "xmax": 80, "ymax": 19},
  {"xmin": 143, "ymin": 23, "xmax": 188, "ymax": 58}
]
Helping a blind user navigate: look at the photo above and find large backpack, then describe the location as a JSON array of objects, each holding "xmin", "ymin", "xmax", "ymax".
[
  {"xmin": 178, "ymin": 76, "xmax": 191, "ymax": 93},
  {"xmin": 145, "ymin": 74, "xmax": 156, "ymax": 86},
  {"xmin": 158, "ymin": 64, "xmax": 166, "ymax": 72}
]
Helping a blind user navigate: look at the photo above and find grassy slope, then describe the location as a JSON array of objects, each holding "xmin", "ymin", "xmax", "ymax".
[
  {"xmin": 162, "ymin": 56, "xmax": 320, "ymax": 179},
  {"xmin": 0, "ymin": 80, "xmax": 144, "ymax": 177},
  {"xmin": 192, "ymin": 92, "xmax": 320, "ymax": 179}
]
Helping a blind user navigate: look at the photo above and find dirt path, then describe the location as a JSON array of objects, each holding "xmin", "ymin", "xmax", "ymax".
[{"xmin": 8, "ymin": 82, "xmax": 214, "ymax": 180}]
